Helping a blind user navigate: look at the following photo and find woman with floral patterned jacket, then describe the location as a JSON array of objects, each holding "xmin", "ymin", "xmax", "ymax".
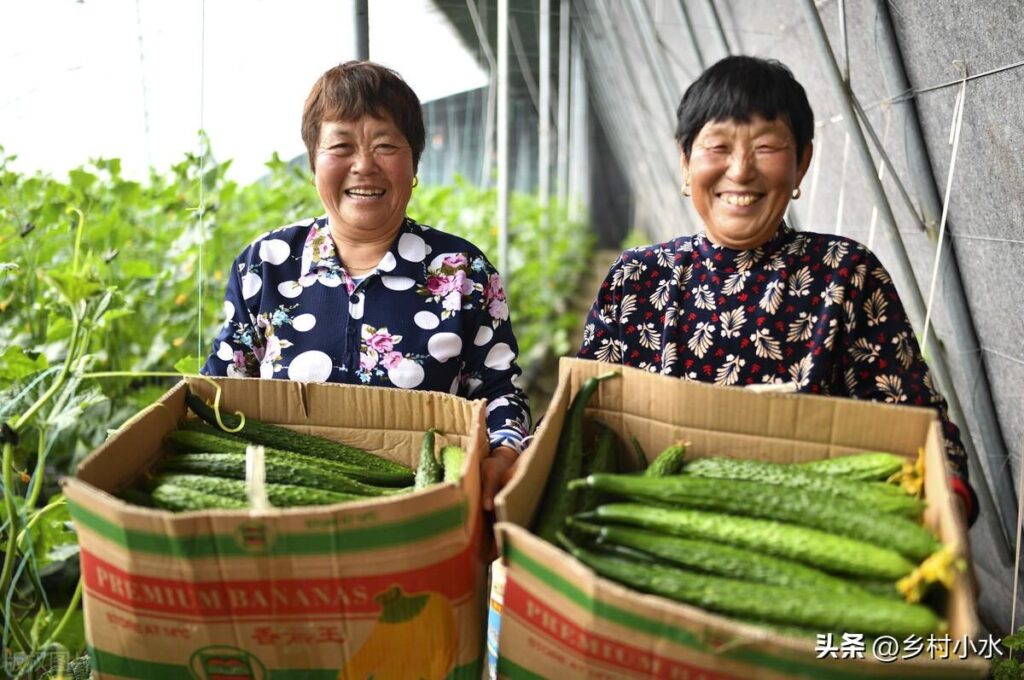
[
  {"xmin": 578, "ymin": 55, "xmax": 977, "ymax": 525},
  {"xmin": 202, "ymin": 61, "xmax": 529, "ymax": 509}
]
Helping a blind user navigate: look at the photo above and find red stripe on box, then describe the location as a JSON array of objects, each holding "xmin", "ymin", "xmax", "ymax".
[
  {"xmin": 503, "ymin": 576, "xmax": 742, "ymax": 680},
  {"xmin": 81, "ymin": 546, "xmax": 478, "ymax": 619}
]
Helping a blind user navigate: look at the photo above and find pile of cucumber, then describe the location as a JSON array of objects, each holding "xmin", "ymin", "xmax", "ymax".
[
  {"xmin": 119, "ymin": 390, "xmax": 463, "ymax": 511},
  {"xmin": 531, "ymin": 373, "xmax": 951, "ymax": 638}
]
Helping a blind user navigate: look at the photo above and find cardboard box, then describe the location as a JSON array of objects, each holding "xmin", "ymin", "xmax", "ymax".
[
  {"xmin": 64, "ymin": 377, "xmax": 489, "ymax": 679},
  {"xmin": 494, "ymin": 357, "xmax": 987, "ymax": 679}
]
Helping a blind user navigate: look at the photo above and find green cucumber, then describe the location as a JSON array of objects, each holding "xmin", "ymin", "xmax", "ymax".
[
  {"xmin": 644, "ymin": 442, "xmax": 688, "ymax": 477},
  {"xmin": 585, "ymin": 503, "xmax": 916, "ymax": 579},
  {"xmin": 532, "ymin": 371, "xmax": 619, "ymax": 542},
  {"xmin": 151, "ymin": 483, "xmax": 247, "ymax": 511},
  {"xmin": 570, "ymin": 520, "xmax": 869, "ymax": 596},
  {"xmin": 414, "ymin": 428, "xmax": 442, "ymax": 490},
  {"xmin": 441, "ymin": 445, "xmax": 465, "ymax": 483},
  {"xmin": 151, "ymin": 473, "xmax": 360, "ymax": 508},
  {"xmin": 797, "ymin": 452, "xmax": 905, "ymax": 481},
  {"xmin": 158, "ymin": 452, "xmax": 407, "ymax": 497},
  {"xmin": 166, "ymin": 428, "xmax": 408, "ymax": 486},
  {"xmin": 571, "ymin": 474, "xmax": 939, "ymax": 561},
  {"xmin": 185, "ymin": 391, "xmax": 413, "ymax": 484},
  {"xmin": 560, "ymin": 536, "xmax": 940, "ymax": 637},
  {"xmin": 681, "ymin": 456, "xmax": 923, "ymax": 518}
]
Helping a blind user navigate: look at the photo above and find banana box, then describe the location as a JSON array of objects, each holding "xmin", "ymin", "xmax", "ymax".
[
  {"xmin": 494, "ymin": 357, "xmax": 987, "ymax": 679},
  {"xmin": 64, "ymin": 377, "xmax": 489, "ymax": 679}
]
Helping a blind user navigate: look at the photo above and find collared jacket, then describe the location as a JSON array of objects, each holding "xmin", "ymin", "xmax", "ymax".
[
  {"xmin": 578, "ymin": 223, "xmax": 977, "ymax": 523},
  {"xmin": 202, "ymin": 216, "xmax": 531, "ymax": 452}
]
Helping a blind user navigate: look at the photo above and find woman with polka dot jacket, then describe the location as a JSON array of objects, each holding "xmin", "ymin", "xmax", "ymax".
[{"xmin": 202, "ymin": 61, "xmax": 530, "ymax": 509}]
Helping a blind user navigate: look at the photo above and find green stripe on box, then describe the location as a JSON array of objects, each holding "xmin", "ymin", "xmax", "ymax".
[
  {"xmin": 506, "ymin": 543, "xmax": 929, "ymax": 680},
  {"xmin": 68, "ymin": 500, "xmax": 465, "ymax": 557},
  {"xmin": 497, "ymin": 656, "xmax": 547, "ymax": 679},
  {"xmin": 89, "ymin": 647, "xmax": 480, "ymax": 679}
]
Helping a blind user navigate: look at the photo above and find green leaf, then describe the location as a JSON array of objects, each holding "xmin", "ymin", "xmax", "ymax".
[
  {"xmin": 174, "ymin": 355, "xmax": 203, "ymax": 374},
  {"xmin": 28, "ymin": 498, "xmax": 79, "ymax": 576},
  {"xmin": 0, "ymin": 345, "xmax": 50, "ymax": 380}
]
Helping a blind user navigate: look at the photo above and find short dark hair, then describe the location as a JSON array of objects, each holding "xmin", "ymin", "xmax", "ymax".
[
  {"xmin": 301, "ymin": 60, "xmax": 426, "ymax": 172},
  {"xmin": 675, "ymin": 55, "xmax": 814, "ymax": 163}
]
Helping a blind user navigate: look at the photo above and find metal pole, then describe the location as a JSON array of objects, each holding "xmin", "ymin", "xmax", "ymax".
[
  {"xmin": 800, "ymin": 0, "xmax": 996, "ymax": 531},
  {"xmin": 557, "ymin": 0, "xmax": 571, "ymax": 205},
  {"xmin": 672, "ymin": 0, "xmax": 705, "ymax": 72},
  {"xmin": 871, "ymin": 0, "xmax": 1015, "ymax": 550},
  {"xmin": 497, "ymin": 0, "xmax": 509, "ymax": 276},
  {"xmin": 625, "ymin": 0, "xmax": 681, "ymax": 120},
  {"xmin": 466, "ymin": 0, "xmax": 497, "ymax": 187},
  {"xmin": 539, "ymin": 0, "xmax": 552, "ymax": 206},
  {"xmin": 702, "ymin": 0, "xmax": 731, "ymax": 58},
  {"xmin": 354, "ymin": 0, "xmax": 369, "ymax": 60}
]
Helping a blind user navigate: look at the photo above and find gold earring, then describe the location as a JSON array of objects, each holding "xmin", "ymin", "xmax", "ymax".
[
  {"xmin": 412, "ymin": 176, "xmax": 419, "ymax": 188},
  {"xmin": 792, "ymin": 186, "xmax": 802, "ymax": 200},
  {"xmin": 681, "ymin": 181, "xmax": 691, "ymax": 197}
]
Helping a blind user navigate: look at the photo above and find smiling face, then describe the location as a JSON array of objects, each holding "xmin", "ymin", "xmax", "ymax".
[
  {"xmin": 314, "ymin": 114, "xmax": 415, "ymax": 242},
  {"xmin": 682, "ymin": 115, "xmax": 812, "ymax": 250}
]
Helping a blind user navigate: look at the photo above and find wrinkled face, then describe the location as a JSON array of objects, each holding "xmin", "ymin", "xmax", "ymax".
[
  {"xmin": 314, "ymin": 114, "xmax": 415, "ymax": 240},
  {"xmin": 682, "ymin": 115, "xmax": 811, "ymax": 250}
]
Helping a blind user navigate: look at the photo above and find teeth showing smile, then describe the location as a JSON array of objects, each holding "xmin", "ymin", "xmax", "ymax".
[
  {"xmin": 346, "ymin": 188, "xmax": 385, "ymax": 197},
  {"xmin": 720, "ymin": 193, "xmax": 759, "ymax": 207}
]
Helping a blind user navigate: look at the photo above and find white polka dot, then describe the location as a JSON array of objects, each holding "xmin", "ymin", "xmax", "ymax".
[
  {"xmin": 320, "ymin": 273, "xmax": 342, "ymax": 288},
  {"xmin": 467, "ymin": 377, "xmax": 483, "ymax": 395},
  {"xmin": 484, "ymin": 343, "xmax": 515, "ymax": 371},
  {"xmin": 428, "ymin": 333, "xmax": 462, "ymax": 363},
  {"xmin": 414, "ymin": 311, "xmax": 440, "ymax": 330},
  {"xmin": 287, "ymin": 351, "xmax": 333, "ymax": 382},
  {"xmin": 388, "ymin": 359, "xmax": 425, "ymax": 388},
  {"xmin": 292, "ymin": 314, "xmax": 316, "ymax": 332},
  {"xmin": 241, "ymin": 272, "xmax": 262, "ymax": 299},
  {"xmin": 259, "ymin": 239, "xmax": 290, "ymax": 265},
  {"xmin": 425, "ymin": 244, "xmax": 432, "ymax": 255},
  {"xmin": 449, "ymin": 375, "xmax": 461, "ymax": 394},
  {"xmin": 474, "ymin": 326, "xmax": 493, "ymax": 346},
  {"xmin": 511, "ymin": 373, "xmax": 524, "ymax": 389},
  {"xmin": 487, "ymin": 397, "xmax": 510, "ymax": 414},
  {"xmin": 378, "ymin": 251, "xmax": 397, "ymax": 272},
  {"xmin": 349, "ymin": 294, "xmax": 365, "ymax": 320},
  {"xmin": 278, "ymin": 281, "xmax": 303, "ymax": 299},
  {"xmin": 260, "ymin": 362, "xmax": 275, "ymax": 379},
  {"xmin": 216, "ymin": 341, "xmax": 233, "ymax": 361},
  {"xmin": 223, "ymin": 300, "xmax": 235, "ymax": 320},
  {"xmin": 227, "ymin": 365, "xmax": 247, "ymax": 378},
  {"xmin": 382, "ymin": 276, "xmax": 416, "ymax": 291},
  {"xmin": 398, "ymin": 233, "xmax": 426, "ymax": 262}
]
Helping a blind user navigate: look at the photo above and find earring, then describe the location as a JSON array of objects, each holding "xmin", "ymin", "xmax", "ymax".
[
  {"xmin": 681, "ymin": 181, "xmax": 691, "ymax": 197},
  {"xmin": 791, "ymin": 186, "xmax": 802, "ymax": 200},
  {"xmin": 412, "ymin": 176, "xmax": 419, "ymax": 188}
]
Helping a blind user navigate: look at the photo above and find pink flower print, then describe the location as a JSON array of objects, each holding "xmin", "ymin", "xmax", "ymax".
[
  {"xmin": 443, "ymin": 290, "xmax": 462, "ymax": 313},
  {"xmin": 366, "ymin": 329, "xmax": 396, "ymax": 353},
  {"xmin": 232, "ymin": 351, "xmax": 247, "ymax": 371},
  {"xmin": 451, "ymin": 270, "xmax": 474, "ymax": 296},
  {"xmin": 318, "ymin": 240, "xmax": 334, "ymax": 260},
  {"xmin": 443, "ymin": 253, "xmax": 468, "ymax": 268},
  {"xmin": 426, "ymin": 274, "xmax": 455, "ymax": 297},
  {"xmin": 383, "ymin": 351, "xmax": 404, "ymax": 370},
  {"xmin": 485, "ymin": 273, "xmax": 506, "ymax": 301},
  {"xmin": 360, "ymin": 351, "xmax": 378, "ymax": 372},
  {"xmin": 488, "ymin": 297, "xmax": 509, "ymax": 321}
]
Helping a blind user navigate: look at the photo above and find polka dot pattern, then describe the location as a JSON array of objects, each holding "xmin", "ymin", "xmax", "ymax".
[{"xmin": 288, "ymin": 351, "xmax": 333, "ymax": 382}]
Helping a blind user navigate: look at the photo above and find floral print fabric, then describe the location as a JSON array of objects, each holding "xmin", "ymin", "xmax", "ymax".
[
  {"xmin": 578, "ymin": 224, "xmax": 974, "ymax": 513},
  {"xmin": 202, "ymin": 216, "xmax": 530, "ymax": 452}
]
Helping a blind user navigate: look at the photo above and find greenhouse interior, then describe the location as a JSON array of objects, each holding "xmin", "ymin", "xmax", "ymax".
[{"xmin": 1, "ymin": 0, "xmax": 1022, "ymax": 677}]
